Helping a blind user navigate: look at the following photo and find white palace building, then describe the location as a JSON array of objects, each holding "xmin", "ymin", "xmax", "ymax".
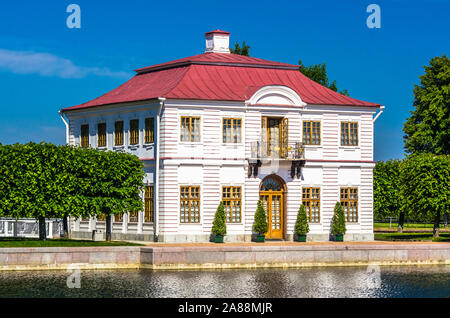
[{"xmin": 60, "ymin": 30, "xmax": 384, "ymax": 242}]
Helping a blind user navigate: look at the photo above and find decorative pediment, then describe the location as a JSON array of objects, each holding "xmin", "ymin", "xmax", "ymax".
[{"xmin": 246, "ymin": 85, "xmax": 306, "ymax": 107}]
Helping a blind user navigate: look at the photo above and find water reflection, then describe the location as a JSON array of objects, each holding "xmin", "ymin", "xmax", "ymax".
[{"xmin": 0, "ymin": 265, "xmax": 449, "ymax": 298}]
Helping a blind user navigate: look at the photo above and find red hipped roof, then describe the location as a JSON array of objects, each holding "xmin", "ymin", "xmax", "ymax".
[{"xmin": 62, "ymin": 52, "xmax": 380, "ymax": 111}]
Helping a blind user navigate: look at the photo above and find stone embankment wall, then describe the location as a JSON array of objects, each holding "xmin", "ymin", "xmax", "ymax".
[{"xmin": 0, "ymin": 243, "xmax": 449, "ymax": 270}]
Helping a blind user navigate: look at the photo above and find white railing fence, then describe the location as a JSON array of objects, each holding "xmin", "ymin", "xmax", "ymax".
[{"xmin": 0, "ymin": 218, "xmax": 63, "ymax": 238}]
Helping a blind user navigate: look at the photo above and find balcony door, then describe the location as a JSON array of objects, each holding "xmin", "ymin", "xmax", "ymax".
[
  {"xmin": 261, "ymin": 117, "xmax": 288, "ymax": 158},
  {"xmin": 259, "ymin": 174, "xmax": 285, "ymax": 240}
]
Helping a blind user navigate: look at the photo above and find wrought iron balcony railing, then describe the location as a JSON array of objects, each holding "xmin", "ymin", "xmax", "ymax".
[{"xmin": 250, "ymin": 141, "xmax": 305, "ymax": 160}]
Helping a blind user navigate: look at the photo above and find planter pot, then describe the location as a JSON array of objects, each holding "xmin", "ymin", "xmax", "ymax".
[
  {"xmin": 256, "ymin": 234, "xmax": 265, "ymax": 243},
  {"xmin": 295, "ymin": 234, "xmax": 307, "ymax": 242},
  {"xmin": 214, "ymin": 235, "xmax": 224, "ymax": 243},
  {"xmin": 335, "ymin": 234, "xmax": 344, "ymax": 242}
]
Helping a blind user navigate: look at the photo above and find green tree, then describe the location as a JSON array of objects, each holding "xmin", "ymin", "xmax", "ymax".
[
  {"xmin": 299, "ymin": 59, "xmax": 349, "ymax": 96},
  {"xmin": 230, "ymin": 41, "xmax": 250, "ymax": 56},
  {"xmin": 0, "ymin": 143, "xmax": 145, "ymax": 241},
  {"xmin": 331, "ymin": 202, "xmax": 346, "ymax": 236},
  {"xmin": 373, "ymin": 160, "xmax": 406, "ymax": 232},
  {"xmin": 253, "ymin": 200, "xmax": 268, "ymax": 235},
  {"xmin": 295, "ymin": 204, "xmax": 309, "ymax": 236},
  {"xmin": 403, "ymin": 54, "xmax": 449, "ymax": 155},
  {"xmin": 400, "ymin": 154, "xmax": 450, "ymax": 238},
  {"xmin": 71, "ymin": 147, "xmax": 145, "ymax": 241},
  {"xmin": 211, "ymin": 201, "xmax": 227, "ymax": 237}
]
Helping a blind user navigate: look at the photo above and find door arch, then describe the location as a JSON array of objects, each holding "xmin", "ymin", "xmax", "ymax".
[{"xmin": 259, "ymin": 174, "xmax": 286, "ymax": 239}]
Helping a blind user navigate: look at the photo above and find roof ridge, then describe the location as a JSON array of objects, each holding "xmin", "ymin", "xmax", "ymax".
[{"xmin": 135, "ymin": 52, "xmax": 299, "ymax": 74}]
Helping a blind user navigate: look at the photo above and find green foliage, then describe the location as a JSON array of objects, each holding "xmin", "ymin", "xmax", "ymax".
[
  {"xmin": 253, "ymin": 200, "xmax": 268, "ymax": 235},
  {"xmin": 373, "ymin": 160, "xmax": 403, "ymax": 219},
  {"xmin": 403, "ymin": 54, "xmax": 449, "ymax": 155},
  {"xmin": 295, "ymin": 204, "xmax": 309, "ymax": 235},
  {"xmin": 211, "ymin": 201, "xmax": 227, "ymax": 236},
  {"xmin": 399, "ymin": 154, "xmax": 449, "ymax": 233},
  {"xmin": 230, "ymin": 41, "xmax": 250, "ymax": 56},
  {"xmin": 0, "ymin": 142, "xmax": 145, "ymax": 221},
  {"xmin": 331, "ymin": 202, "xmax": 346, "ymax": 235},
  {"xmin": 299, "ymin": 59, "xmax": 349, "ymax": 96}
]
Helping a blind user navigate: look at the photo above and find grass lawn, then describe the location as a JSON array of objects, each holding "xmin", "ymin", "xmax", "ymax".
[
  {"xmin": 375, "ymin": 232, "xmax": 450, "ymax": 242},
  {"xmin": 0, "ymin": 237, "xmax": 144, "ymax": 248},
  {"xmin": 374, "ymin": 222, "xmax": 440, "ymax": 229}
]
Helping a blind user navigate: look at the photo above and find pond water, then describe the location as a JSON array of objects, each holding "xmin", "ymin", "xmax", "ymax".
[{"xmin": 0, "ymin": 265, "xmax": 449, "ymax": 298}]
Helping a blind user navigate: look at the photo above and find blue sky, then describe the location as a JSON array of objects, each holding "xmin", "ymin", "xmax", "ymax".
[{"xmin": 0, "ymin": 0, "xmax": 448, "ymax": 161}]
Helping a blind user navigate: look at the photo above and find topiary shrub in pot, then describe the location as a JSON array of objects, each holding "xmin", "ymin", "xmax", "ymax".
[
  {"xmin": 331, "ymin": 201, "xmax": 346, "ymax": 241},
  {"xmin": 295, "ymin": 204, "xmax": 309, "ymax": 242},
  {"xmin": 211, "ymin": 201, "xmax": 227, "ymax": 243},
  {"xmin": 253, "ymin": 200, "xmax": 268, "ymax": 242}
]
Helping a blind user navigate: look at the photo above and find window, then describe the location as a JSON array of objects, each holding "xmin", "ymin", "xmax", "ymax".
[
  {"xmin": 145, "ymin": 117, "xmax": 154, "ymax": 144},
  {"xmin": 115, "ymin": 121, "xmax": 124, "ymax": 146},
  {"xmin": 80, "ymin": 124, "xmax": 89, "ymax": 148},
  {"xmin": 341, "ymin": 122, "xmax": 358, "ymax": 146},
  {"xmin": 261, "ymin": 117, "xmax": 289, "ymax": 158},
  {"xmin": 340, "ymin": 188, "xmax": 358, "ymax": 222},
  {"xmin": 180, "ymin": 186, "xmax": 200, "ymax": 223},
  {"xmin": 129, "ymin": 211, "xmax": 138, "ymax": 223},
  {"xmin": 144, "ymin": 185, "xmax": 154, "ymax": 223},
  {"xmin": 223, "ymin": 118, "xmax": 242, "ymax": 143},
  {"xmin": 130, "ymin": 119, "xmax": 139, "ymax": 145},
  {"xmin": 303, "ymin": 121, "xmax": 321, "ymax": 145},
  {"xmin": 97, "ymin": 123, "xmax": 106, "ymax": 147},
  {"xmin": 180, "ymin": 116, "xmax": 200, "ymax": 142},
  {"xmin": 115, "ymin": 213, "xmax": 123, "ymax": 223},
  {"xmin": 222, "ymin": 186, "xmax": 241, "ymax": 223},
  {"xmin": 302, "ymin": 187, "xmax": 320, "ymax": 223}
]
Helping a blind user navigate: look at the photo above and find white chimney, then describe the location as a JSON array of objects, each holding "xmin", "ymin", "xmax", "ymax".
[{"xmin": 205, "ymin": 30, "xmax": 230, "ymax": 53}]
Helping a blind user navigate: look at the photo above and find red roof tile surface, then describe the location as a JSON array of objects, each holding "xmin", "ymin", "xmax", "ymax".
[{"xmin": 62, "ymin": 52, "xmax": 380, "ymax": 111}]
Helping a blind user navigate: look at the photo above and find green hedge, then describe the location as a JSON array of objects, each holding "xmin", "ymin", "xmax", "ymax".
[{"xmin": 0, "ymin": 142, "xmax": 145, "ymax": 221}]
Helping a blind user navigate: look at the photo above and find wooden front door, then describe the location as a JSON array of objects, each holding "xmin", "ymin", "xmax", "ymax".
[{"xmin": 259, "ymin": 176, "xmax": 285, "ymax": 239}]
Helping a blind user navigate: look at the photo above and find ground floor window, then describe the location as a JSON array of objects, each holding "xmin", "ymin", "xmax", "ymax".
[
  {"xmin": 222, "ymin": 186, "xmax": 242, "ymax": 223},
  {"xmin": 180, "ymin": 186, "xmax": 200, "ymax": 223},
  {"xmin": 340, "ymin": 187, "xmax": 358, "ymax": 222},
  {"xmin": 144, "ymin": 185, "xmax": 154, "ymax": 223},
  {"xmin": 129, "ymin": 211, "xmax": 138, "ymax": 223},
  {"xmin": 302, "ymin": 187, "xmax": 320, "ymax": 223},
  {"xmin": 115, "ymin": 213, "xmax": 123, "ymax": 223}
]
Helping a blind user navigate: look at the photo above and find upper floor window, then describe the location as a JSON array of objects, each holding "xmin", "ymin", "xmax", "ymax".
[
  {"xmin": 80, "ymin": 124, "xmax": 89, "ymax": 148},
  {"xmin": 303, "ymin": 121, "xmax": 321, "ymax": 145},
  {"xmin": 114, "ymin": 121, "xmax": 124, "ymax": 146},
  {"xmin": 302, "ymin": 187, "xmax": 320, "ymax": 223},
  {"xmin": 222, "ymin": 186, "xmax": 242, "ymax": 223},
  {"xmin": 145, "ymin": 117, "xmax": 154, "ymax": 144},
  {"xmin": 97, "ymin": 123, "xmax": 106, "ymax": 148},
  {"xmin": 223, "ymin": 118, "xmax": 242, "ymax": 143},
  {"xmin": 180, "ymin": 186, "xmax": 200, "ymax": 223},
  {"xmin": 262, "ymin": 117, "xmax": 289, "ymax": 158},
  {"xmin": 144, "ymin": 185, "xmax": 154, "ymax": 223},
  {"xmin": 341, "ymin": 122, "xmax": 358, "ymax": 146},
  {"xmin": 340, "ymin": 187, "xmax": 358, "ymax": 222},
  {"xmin": 180, "ymin": 116, "xmax": 200, "ymax": 142},
  {"xmin": 129, "ymin": 119, "xmax": 139, "ymax": 145}
]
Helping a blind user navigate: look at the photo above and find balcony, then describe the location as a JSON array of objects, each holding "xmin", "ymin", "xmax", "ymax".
[
  {"xmin": 248, "ymin": 141, "xmax": 305, "ymax": 178},
  {"xmin": 249, "ymin": 141, "xmax": 305, "ymax": 161}
]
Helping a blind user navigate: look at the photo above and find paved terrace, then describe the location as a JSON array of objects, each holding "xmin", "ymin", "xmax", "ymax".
[{"xmin": 0, "ymin": 241, "xmax": 449, "ymax": 271}]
